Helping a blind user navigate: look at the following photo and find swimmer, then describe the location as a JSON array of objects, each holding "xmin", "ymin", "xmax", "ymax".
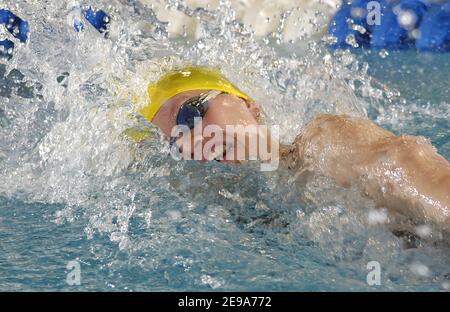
[{"xmin": 137, "ymin": 66, "xmax": 450, "ymax": 228}]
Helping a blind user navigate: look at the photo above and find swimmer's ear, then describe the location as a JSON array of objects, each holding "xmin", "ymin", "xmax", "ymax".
[{"xmin": 245, "ymin": 100, "xmax": 261, "ymax": 120}]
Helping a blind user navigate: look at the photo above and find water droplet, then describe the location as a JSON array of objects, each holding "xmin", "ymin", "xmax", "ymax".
[
  {"xmin": 410, "ymin": 262, "xmax": 431, "ymax": 277},
  {"xmin": 351, "ymin": 24, "xmax": 366, "ymax": 35},
  {"xmin": 345, "ymin": 34, "xmax": 359, "ymax": 48},
  {"xmin": 350, "ymin": 7, "xmax": 366, "ymax": 19},
  {"xmin": 410, "ymin": 28, "xmax": 420, "ymax": 40},
  {"xmin": 197, "ymin": 41, "xmax": 205, "ymax": 49},
  {"xmin": 415, "ymin": 225, "xmax": 432, "ymax": 238},
  {"xmin": 367, "ymin": 209, "xmax": 388, "ymax": 225},
  {"xmin": 442, "ymin": 281, "xmax": 450, "ymax": 290},
  {"xmin": 379, "ymin": 49, "xmax": 389, "ymax": 59},
  {"xmin": 398, "ymin": 10, "xmax": 417, "ymax": 30}
]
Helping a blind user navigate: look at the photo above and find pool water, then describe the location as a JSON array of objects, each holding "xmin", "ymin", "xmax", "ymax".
[{"xmin": 0, "ymin": 0, "xmax": 449, "ymax": 291}]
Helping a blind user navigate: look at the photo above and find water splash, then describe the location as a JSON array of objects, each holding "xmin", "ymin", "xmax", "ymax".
[{"xmin": 0, "ymin": 0, "xmax": 448, "ymax": 291}]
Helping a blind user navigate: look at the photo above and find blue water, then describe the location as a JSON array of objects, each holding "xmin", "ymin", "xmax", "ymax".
[{"xmin": 0, "ymin": 1, "xmax": 449, "ymax": 291}]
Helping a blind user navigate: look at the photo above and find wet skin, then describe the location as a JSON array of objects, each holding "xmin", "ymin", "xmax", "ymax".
[
  {"xmin": 285, "ymin": 114, "xmax": 450, "ymax": 227},
  {"xmin": 150, "ymin": 92, "xmax": 450, "ymax": 227}
]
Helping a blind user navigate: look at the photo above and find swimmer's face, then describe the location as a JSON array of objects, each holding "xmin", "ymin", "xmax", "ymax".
[{"xmin": 151, "ymin": 91, "xmax": 264, "ymax": 162}]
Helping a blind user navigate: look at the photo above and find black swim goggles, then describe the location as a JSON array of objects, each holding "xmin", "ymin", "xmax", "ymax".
[{"xmin": 169, "ymin": 90, "xmax": 223, "ymax": 147}]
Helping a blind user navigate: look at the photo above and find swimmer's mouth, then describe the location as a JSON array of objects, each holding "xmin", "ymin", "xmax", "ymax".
[
  {"xmin": 171, "ymin": 135, "xmax": 248, "ymax": 164},
  {"xmin": 170, "ymin": 142, "xmax": 230, "ymax": 163}
]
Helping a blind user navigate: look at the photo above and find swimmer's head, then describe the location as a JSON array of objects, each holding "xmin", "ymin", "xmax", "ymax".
[
  {"xmin": 140, "ymin": 67, "xmax": 275, "ymax": 163},
  {"xmin": 139, "ymin": 66, "xmax": 253, "ymax": 122}
]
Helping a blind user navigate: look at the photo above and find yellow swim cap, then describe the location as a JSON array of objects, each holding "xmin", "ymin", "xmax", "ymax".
[{"xmin": 139, "ymin": 66, "xmax": 251, "ymax": 122}]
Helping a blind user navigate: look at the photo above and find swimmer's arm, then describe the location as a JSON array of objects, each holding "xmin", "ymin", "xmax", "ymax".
[{"xmin": 289, "ymin": 114, "xmax": 450, "ymax": 226}]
